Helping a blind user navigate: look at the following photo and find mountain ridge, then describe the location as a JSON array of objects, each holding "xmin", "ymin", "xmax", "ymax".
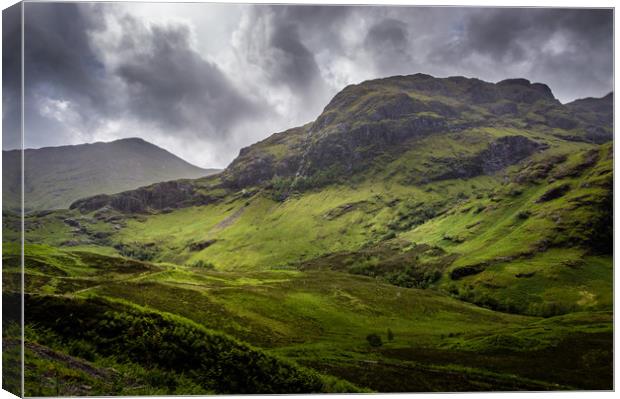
[
  {"xmin": 70, "ymin": 74, "xmax": 612, "ymax": 213},
  {"xmin": 3, "ymin": 137, "xmax": 220, "ymax": 211}
]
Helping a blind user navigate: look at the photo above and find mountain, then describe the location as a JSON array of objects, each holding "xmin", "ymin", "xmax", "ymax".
[
  {"xmin": 72, "ymin": 74, "xmax": 613, "ymax": 213},
  {"xmin": 65, "ymin": 74, "xmax": 613, "ymax": 316},
  {"xmin": 2, "ymin": 137, "xmax": 219, "ymax": 211},
  {"xmin": 5, "ymin": 74, "xmax": 613, "ymax": 393}
]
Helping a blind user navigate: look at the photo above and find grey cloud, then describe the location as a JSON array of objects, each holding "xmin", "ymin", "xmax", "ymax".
[
  {"xmin": 2, "ymin": 2, "xmax": 21, "ymax": 149},
  {"xmin": 232, "ymin": 5, "xmax": 339, "ymax": 125},
  {"xmin": 24, "ymin": 3, "xmax": 109, "ymax": 112},
  {"xmin": 366, "ymin": 18, "xmax": 409, "ymax": 49},
  {"xmin": 21, "ymin": 2, "xmax": 117, "ymax": 148},
  {"xmin": 268, "ymin": 22, "xmax": 324, "ymax": 92},
  {"xmin": 460, "ymin": 8, "xmax": 612, "ymax": 61},
  {"xmin": 364, "ymin": 18, "xmax": 412, "ymax": 75},
  {"xmin": 17, "ymin": 2, "xmax": 270, "ymax": 156},
  {"xmin": 431, "ymin": 8, "xmax": 613, "ymax": 101},
  {"xmin": 114, "ymin": 14, "xmax": 266, "ymax": 136}
]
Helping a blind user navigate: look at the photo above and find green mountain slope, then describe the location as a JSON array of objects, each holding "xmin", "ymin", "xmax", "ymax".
[
  {"xmin": 4, "ymin": 74, "xmax": 613, "ymax": 393},
  {"xmin": 2, "ymin": 137, "xmax": 219, "ymax": 211}
]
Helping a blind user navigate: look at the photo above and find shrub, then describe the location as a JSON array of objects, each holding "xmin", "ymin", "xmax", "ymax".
[
  {"xmin": 382, "ymin": 231, "xmax": 397, "ymax": 241},
  {"xmin": 270, "ymin": 176, "xmax": 293, "ymax": 202},
  {"xmin": 68, "ymin": 340, "xmax": 96, "ymax": 361},
  {"xmin": 516, "ymin": 210, "xmax": 531, "ymax": 220},
  {"xmin": 366, "ymin": 333, "xmax": 383, "ymax": 347},
  {"xmin": 192, "ymin": 260, "xmax": 216, "ymax": 270},
  {"xmin": 114, "ymin": 242, "xmax": 157, "ymax": 261}
]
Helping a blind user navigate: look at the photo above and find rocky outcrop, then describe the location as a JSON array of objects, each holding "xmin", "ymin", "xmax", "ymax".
[
  {"xmin": 428, "ymin": 136, "xmax": 547, "ymax": 182},
  {"xmin": 187, "ymin": 239, "xmax": 217, "ymax": 251},
  {"xmin": 536, "ymin": 183, "xmax": 571, "ymax": 203},
  {"xmin": 70, "ymin": 180, "xmax": 225, "ymax": 213},
  {"xmin": 481, "ymin": 136, "xmax": 547, "ymax": 174},
  {"xmin": 564, "ymin": 92, "xmax": 613, "ymax": 143},
  {"xmin": 222, "ymin": 126, "xmax": 307, "ymax": 189},
  {"xmin": 300, "ymin": 114, "xmax": 448, "ymax": 176}
]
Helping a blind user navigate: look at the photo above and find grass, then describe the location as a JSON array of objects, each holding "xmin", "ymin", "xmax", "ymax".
[
  {"xmin": 8, "ymin": 244, "xmax": 611, "ymax": 393},
  {"xmin": 16, "ymin": 293, "xmax": 365, "ymax": 395}
]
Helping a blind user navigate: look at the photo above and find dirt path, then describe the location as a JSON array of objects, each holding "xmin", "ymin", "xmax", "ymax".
[{"xmin": 25, "ymin": 341, "xmax": 116, "ymax": 381}]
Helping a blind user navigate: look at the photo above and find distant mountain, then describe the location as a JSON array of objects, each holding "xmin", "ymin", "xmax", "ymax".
[{"xmin": 2, "ymin": 137, "xmax": 219, "ymax": 211}]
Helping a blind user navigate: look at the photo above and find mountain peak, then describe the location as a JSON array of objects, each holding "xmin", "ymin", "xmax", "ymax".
[
  {"xmin": 221, "ymin": 73, "xmax": 611, "ymax": 190},
  {"xmin": 497, "ymin": 78, "xmax": 555, "ymax": 100},
  {"xmin": 112, "ymin": 137, "xmax": 149, "ymax": 144},
  {"xmin": 3, "ymin": 137, "xmax": 219, "ymax": 211}
]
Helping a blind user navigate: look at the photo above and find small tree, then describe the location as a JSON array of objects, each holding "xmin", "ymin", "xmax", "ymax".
[
  {"xmin": 366, "ymin": 333, "xmax": 383, "ymax": 347},
  {"xmin": 387, "ymin": 328, "xmax": 394, "ymax": 342}
]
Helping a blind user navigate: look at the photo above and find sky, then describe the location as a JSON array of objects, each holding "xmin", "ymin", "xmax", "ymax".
[{"xmin": 2, "ymin": 2, "xmax": 614, "ymax": 168}]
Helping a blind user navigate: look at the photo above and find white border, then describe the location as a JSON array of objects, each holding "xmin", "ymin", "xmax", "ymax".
[{"xmin": 0, "ymin": 1, "xmax": 617, "ymax": 399}]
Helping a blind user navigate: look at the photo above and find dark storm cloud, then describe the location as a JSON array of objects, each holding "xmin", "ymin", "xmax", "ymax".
[
  {"xmin": 16, "ymin": 2, "xmax": 267, "ymax": 151},
  {"xmin": 24, "ymin": 2, "xmax": 108, "ymax": 110},
  {"xmin": 366, "ymin": 18, "xmax": 409, "ymax": 50},
  {"xmin": 2, "ymin": 2, "xmax": 21, "ymax": 150},
  {"xmin": 364, "ymin": 18, "xmax": 413, "ymax": 75},
  {"xmin": 239, "ymin": 5, "xmax": 338, "ymax": 94},
  {"xmin": 428, "ymin": 8, "xmax": 613, "ymax": 101},
  {"xmin": 241, "ymin": 5, "xmax": 613, "ymax": 103},
  {"xmin": 21, "ymin": 2, "xmax": 112, "ymax": 147},
  {"xmin": 268, "ymin": 22, "xmax": 324, "ymax": 92},
  {"xmin": 113, "ymin": 14, "xmax": 265, "ymax": 136},
  {"xmin": 455, "ymin": 8, "xmax": 613, "ymax": 62},
  {"xmin": 266, "ymin": 5, "xmax": 355, "ymax": 53}
]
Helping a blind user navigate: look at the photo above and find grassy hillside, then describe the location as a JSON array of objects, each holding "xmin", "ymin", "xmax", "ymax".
[
  {"xmin": 2, "ymin": 138, "xmax": 219, "ymax": 211},
  {"xmin": 1, "ymin": 242, "xmax": 612, "ymax": 393},
  {"xmin": 3, "ymin": 74, "xmax": 613, "ymax": 393}
]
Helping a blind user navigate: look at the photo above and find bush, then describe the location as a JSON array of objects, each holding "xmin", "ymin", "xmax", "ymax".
[
  {"xmin": 192, "ymin": 260, "xmax": 216, "ymax": 270},
  {"xmin": 68, "ymin": 340, "xmax": 96, "ymax": 361},
  {"xmin": 382, "ymin": 231, "xmax": 397, "ymax": 241},
  {"xmin": 516, "ymin": 210, "xmax": 531, "ymax": 220},
  {"xmin": 366, "ymin": 333, "xmax": 383, "ymax": 347},
  {"xmin": 114, "ymin": 242, "xmax": 157, "ymax": 261},
  {"xmin": 270, "ymin": 176, "xmax": 293, "ymax": 202}
]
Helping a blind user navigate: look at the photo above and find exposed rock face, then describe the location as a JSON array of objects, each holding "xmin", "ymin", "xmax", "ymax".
[
  {"xmin": 222, "ymin": 126, "xmax": 307, "ymax": 189},
  {"xmin": 300, "ymin": 115, "xmax": 449, "ymax": 176},
  {"xmin": 565, "ymin": 92, "xmax": 613, "ymax": 143},
  {"xmin": 431, "ymin": 136, "xmax": 547, "ymax": 182},
  {"xmin": 536, "ymin": 183, "xmax": 572, "ymax": 203},
  {"xmin": 188, "ymin": 239, "xmax": 217, "ymax": 251},
  {"xmin": 496, "ymin": 78, "xmax": 556, "ymax": 103},
  {"xmin": 70, "ymin": 180, "xmax": 223, "ymax": 213},
  {"xmin": 481, "ymin": 136, "xmax": 547, "ymax": 174}
]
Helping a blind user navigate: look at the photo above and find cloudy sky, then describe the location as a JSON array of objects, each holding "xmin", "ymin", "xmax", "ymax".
[{"xmin": 2, "ymin": 2, "xmax": 614, "ymax": 168}]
